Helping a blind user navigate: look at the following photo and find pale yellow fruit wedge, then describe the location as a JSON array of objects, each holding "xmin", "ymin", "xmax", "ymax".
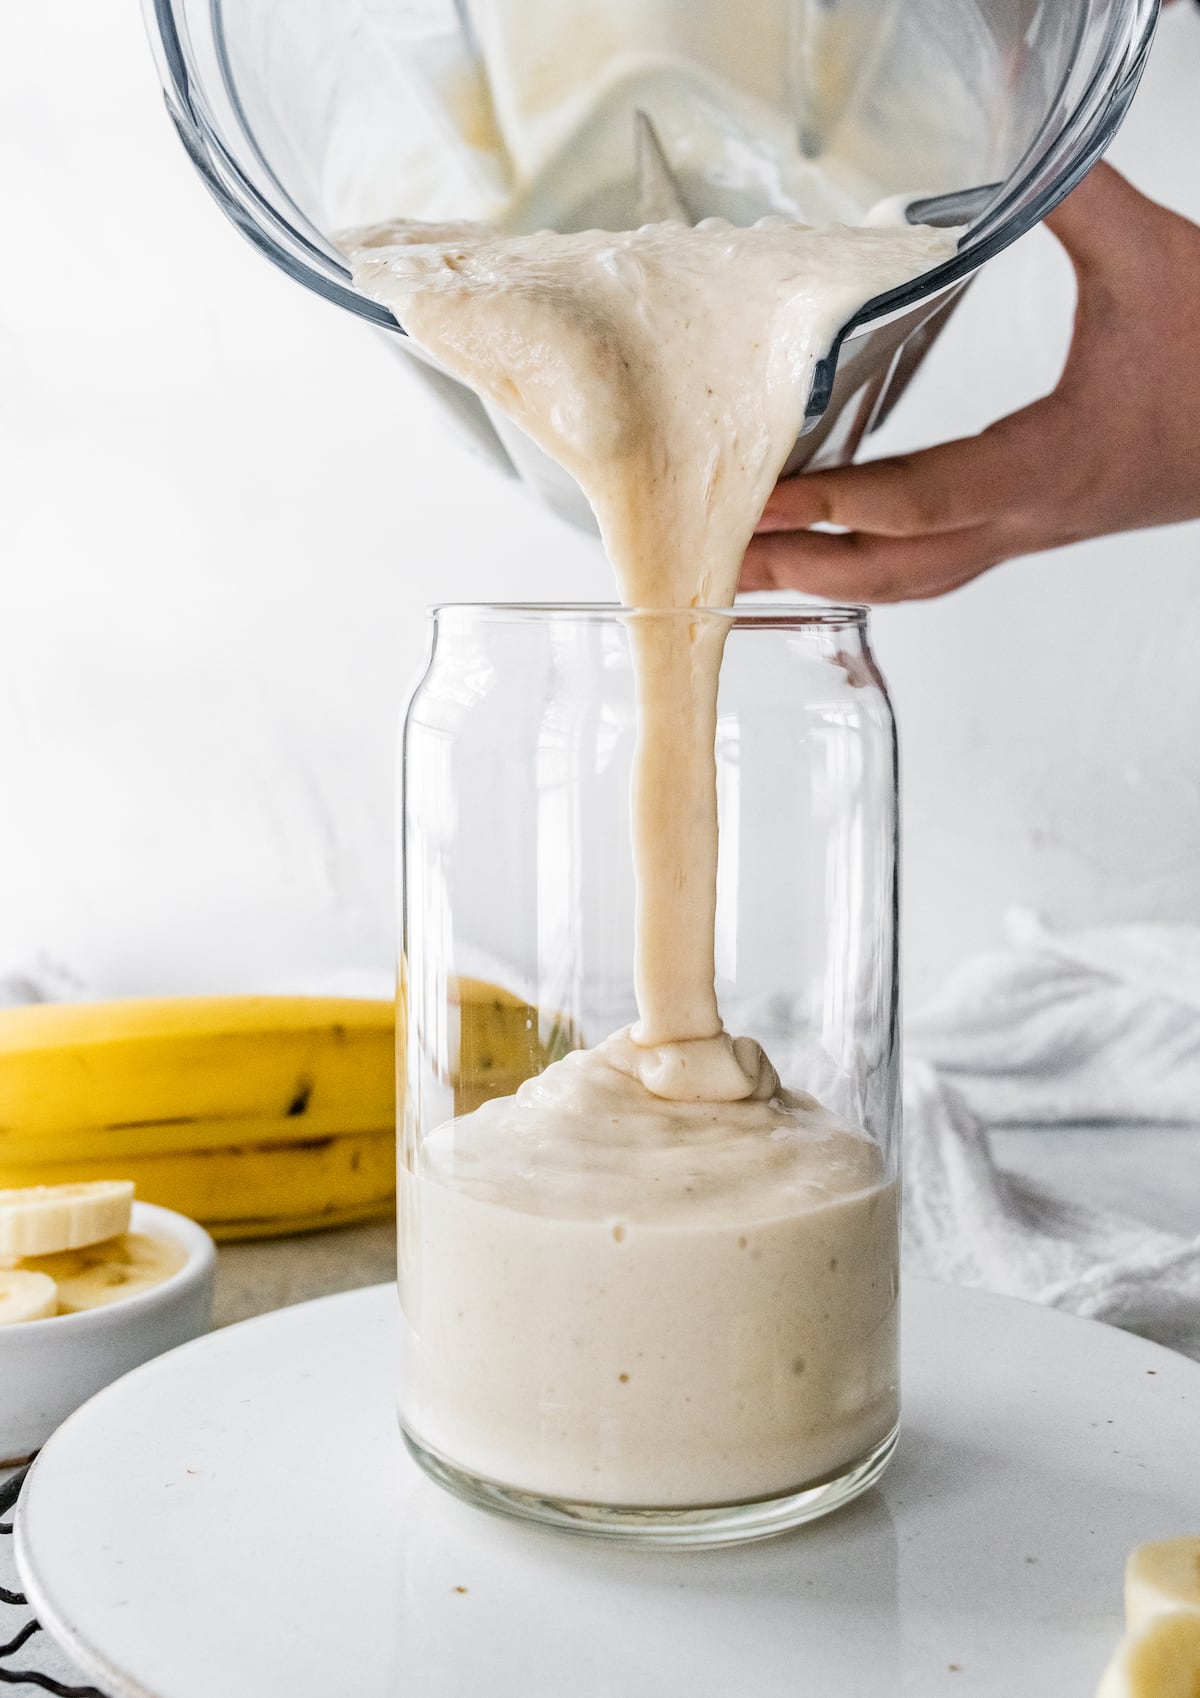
[
  {"xmin": 19, "ymin": 1232, "xmax": 187, "ymax": 1313},
  {"xmin": 1096, "ymin": 1612, "xmax": 1200, "ymax": 1698},
  {"xmin": 0, "ymin": 1267, "xmax": 58, "ymax": 1324},
  {"xmin": 0, "ymin": 1180, "xmax": 134, "ymax": 1258},
  {"xmin": 1126, "ymin": 1539, "xmax": 1200, "ymax": 1632}
]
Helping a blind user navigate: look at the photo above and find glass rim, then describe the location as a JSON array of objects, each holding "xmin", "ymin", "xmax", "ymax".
[{"xmin": 429, "ymin": 600, "xmax": 868, "ymax": 629}]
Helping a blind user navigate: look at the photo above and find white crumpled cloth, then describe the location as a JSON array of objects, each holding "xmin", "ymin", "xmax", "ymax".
[{"xmin": 905, "ymin": 911, "xmax": 1200, "ymax": 1360}]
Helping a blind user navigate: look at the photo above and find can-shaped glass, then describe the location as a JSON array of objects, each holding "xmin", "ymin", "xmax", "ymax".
[{"xmin": 398, "ymin": 602, "xmax": 901, "ymax": 1545}]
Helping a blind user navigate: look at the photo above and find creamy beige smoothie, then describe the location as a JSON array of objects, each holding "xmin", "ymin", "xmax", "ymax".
[
  {"xmin": 346, "ymin": 212, "xmax": 951, "ymax": 1505},
  {"xmin": 402, "ymin": 1044, "xmax": 899, "ymax": 1505}
]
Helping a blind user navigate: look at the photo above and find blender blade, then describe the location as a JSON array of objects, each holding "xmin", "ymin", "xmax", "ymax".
[
  {"xmin": 634, "ymin": 110, "xmax": 695, "ymax": 226},
  {"xmin": 633, "ymin": 106, "xmax": 1000, "ymax": 235}
]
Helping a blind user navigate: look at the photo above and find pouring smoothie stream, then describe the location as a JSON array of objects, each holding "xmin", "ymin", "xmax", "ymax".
[{"xmin": 344, "ymin": 212, "xmax": 953, "ymax": 1509}]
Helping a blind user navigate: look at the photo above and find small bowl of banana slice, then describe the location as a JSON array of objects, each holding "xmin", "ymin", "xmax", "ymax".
[{"xmin": 0, "ymin": 1181, "xmax": 216, "ymax": 1464}]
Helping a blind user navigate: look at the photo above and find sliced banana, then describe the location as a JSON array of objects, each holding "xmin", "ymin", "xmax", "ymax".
[
  {"xmin": 1096, "ymin": 1611, "xmax": 1200, "ymax": 1698},
  {"xmin": 1126, "ymin": 1538, "xmax": 1200, "ymax": 1631},
  {"xmin": 0, "ymin": 1180, "xmax": 135, "ymax": 1258},
  {"xmin": 0, "ymin": 1267, "xmax": 58, "ymax": 1324},
  {"xmin": 21, "ymin": 1232, "xmax": 187, "ymax": 1313}
]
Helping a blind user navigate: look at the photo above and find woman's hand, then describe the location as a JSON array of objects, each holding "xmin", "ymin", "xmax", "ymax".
[{"xmin": 741, "ymin": 163, "xmax": 1200, "ymax": 603}]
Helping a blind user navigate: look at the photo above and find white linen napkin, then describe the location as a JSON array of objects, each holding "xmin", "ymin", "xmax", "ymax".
[
  {"xmin": 909, "ymin": 908, "xmax": 1200, "ymax": 1124},
  {"xmin": 905, "ymin": 912, "xmax": 1200, "ymax": 1360}
]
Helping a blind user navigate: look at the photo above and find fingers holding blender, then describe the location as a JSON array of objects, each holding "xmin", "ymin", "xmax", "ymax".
[
  {"xmin": 755, "ymin": 439, "xmax": 988, "ymax": 540},
  {"xmin": 1047, "ymin": 167, "xmax": 1200, "ymax": 531},
  {"xmin": 1044, "ymin": 159, "xmax": 1200, "ymax": 288},
  {"xmin": 763, "ymin": 382, "xmax": 1086, "ymax": 536},
  {"xmin": 740, "ymin": 523, "xmax": 1007, "ymax": 604},
  {"xmin": 748, "ymin": 162, "xmax": 1200, "ymax": 607},
  {"xmin": 743, "ymin": 411, "xmax": 1063, "ymax": 601}
]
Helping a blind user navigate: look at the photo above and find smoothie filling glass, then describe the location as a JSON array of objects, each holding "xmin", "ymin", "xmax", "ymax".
[{"xmin": 398, "ymin": 601, "xmax": 900, "ymax": 1544}]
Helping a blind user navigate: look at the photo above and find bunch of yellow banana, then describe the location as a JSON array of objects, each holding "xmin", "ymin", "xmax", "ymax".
[
  {"xmin": 0, "ymin": 998, "xmax": 398, "ymax": 1240},
  {"xmin": 0, "ymin": 984, "xmax": 579, "ymax": 1241}
]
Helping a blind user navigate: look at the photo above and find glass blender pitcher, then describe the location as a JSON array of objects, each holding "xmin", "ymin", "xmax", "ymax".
[{"xmin": 141, "ymin": 0, "xmax": 1157, "ymax": 526}]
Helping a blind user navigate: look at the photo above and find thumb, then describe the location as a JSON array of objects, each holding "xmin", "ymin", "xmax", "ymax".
[{"xmin": 1043, "ymin": 159, "xmax": 1164, "ymax": 275}]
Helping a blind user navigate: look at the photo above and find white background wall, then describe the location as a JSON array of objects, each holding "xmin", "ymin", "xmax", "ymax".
[{"xmin": 2, "ymin": 1, "xmax": 1198, "ymax": 1004}]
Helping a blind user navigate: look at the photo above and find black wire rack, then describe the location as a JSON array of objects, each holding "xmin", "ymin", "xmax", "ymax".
[{"xmin": 0, "ymin": 1469, "xmax": 104, "ymax": 1697}]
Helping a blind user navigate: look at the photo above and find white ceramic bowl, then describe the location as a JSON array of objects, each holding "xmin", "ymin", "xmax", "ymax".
[{"xmin": 0, "ymin": 1201, "xmax": 216, "ymax": 1464}]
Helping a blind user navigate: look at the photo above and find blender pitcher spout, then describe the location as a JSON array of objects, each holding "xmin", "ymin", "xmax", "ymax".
[{"xmin": 141, "ymin": 0, "xmax": 1160, "ymax": 521}]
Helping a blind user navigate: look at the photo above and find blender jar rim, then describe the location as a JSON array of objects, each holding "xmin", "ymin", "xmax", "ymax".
[{"xmin": 142, "ymin": 0, "xmax": 1160, "ymax": 338}]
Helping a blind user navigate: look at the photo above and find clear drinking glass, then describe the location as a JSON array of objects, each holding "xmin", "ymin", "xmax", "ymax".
[{"xmin": 398, "ymin": 603, "xmax": 900, "ymax": 1545}]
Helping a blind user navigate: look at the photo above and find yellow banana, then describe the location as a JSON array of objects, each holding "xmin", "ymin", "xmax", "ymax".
[
  {"xmin": 0, "ymin": 997, "xmax": 398, "ymax": 1241},
  {"xmin": 0, "ymin": 985, "xmax": 578, "ymax": 1241},
  {"xmin": 451, "ymin": 976, "xmax": 580, "ymax": 1114},
  {"xmin": 0, "ymin": 996, "xmax": 395, "ymax": 1141}
]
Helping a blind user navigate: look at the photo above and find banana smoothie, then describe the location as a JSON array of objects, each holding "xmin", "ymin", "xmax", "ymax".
[{"xmin": 346, "ymin": 213, "xmax": 952, "ymax": 1506}]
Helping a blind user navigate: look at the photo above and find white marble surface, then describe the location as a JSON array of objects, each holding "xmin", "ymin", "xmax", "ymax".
[{"xmin": 210, "ymin": 1216, "xmax": 397, "ymax": 1330}]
